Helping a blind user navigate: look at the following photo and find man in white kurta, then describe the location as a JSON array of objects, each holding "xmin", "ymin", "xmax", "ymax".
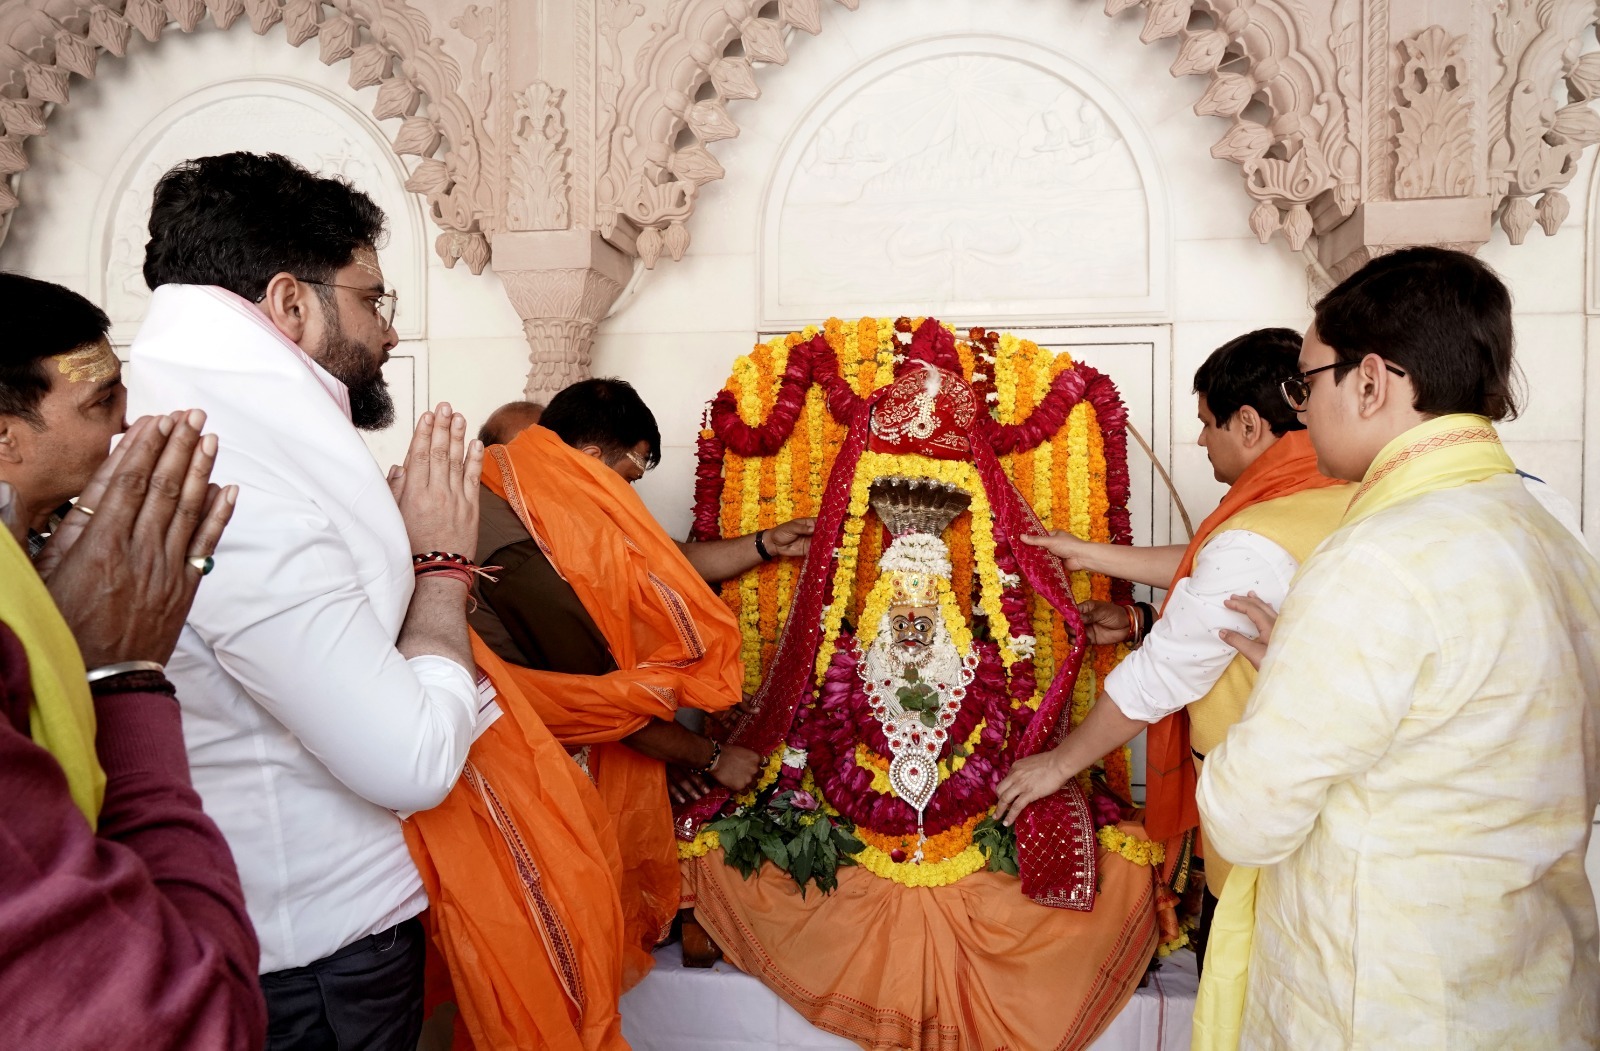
[{"xmin": 1197, "ymin": 247, "xmax": 1600, "ymax": 1049}]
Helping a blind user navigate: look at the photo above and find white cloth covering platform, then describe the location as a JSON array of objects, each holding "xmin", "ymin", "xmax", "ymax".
[{"xmin": 620, "ymin": 945, "xmax": 1197, "ymax": 1051}]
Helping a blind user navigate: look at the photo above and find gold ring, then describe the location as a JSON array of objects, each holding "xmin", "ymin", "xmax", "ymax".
[
  {"xmin": 187, "ymin": 555, "xmax": 214, "ymax": 576},
  {"xmin": 72, "ymin": 504, "xmax": 95, "ymax": 517}
]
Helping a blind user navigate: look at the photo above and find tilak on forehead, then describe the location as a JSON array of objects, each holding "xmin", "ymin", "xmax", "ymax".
[
  {"xmin": 56, "ymin": 342, "xmax": 119, "ymax": 385},
  {"xmin": 351, "ymin": 247, "xmax": 383, "ymax": 281}
]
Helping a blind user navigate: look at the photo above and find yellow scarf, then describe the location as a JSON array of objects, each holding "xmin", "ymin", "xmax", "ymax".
[
  {"xmin": 1191, "ymin": 413, "xmax": 1515, "ymax": 1051},
  {"xmin": 0, "ymin": 526, "xmax": 104, "ymax": 825},
  {"xmin": 1343, "ymin": 412, "xmax": 1514, "ymax": 526}
]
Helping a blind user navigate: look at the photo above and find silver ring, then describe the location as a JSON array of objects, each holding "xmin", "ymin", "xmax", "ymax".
[
  {"xmin": 187, "ymin": 555, "xmax": 214, "ymax": 576},
  {"xmin": 72, "ymin": 504, "xmax": 95, "ymax": 517}
]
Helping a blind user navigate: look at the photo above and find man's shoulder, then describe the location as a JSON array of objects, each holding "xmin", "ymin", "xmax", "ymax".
[{"xmin": 478, "ymin": 486, "xmax": 534, "ymax": 555}]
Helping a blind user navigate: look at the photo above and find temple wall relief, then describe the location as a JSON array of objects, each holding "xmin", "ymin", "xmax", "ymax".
[{"xmin": 0, "ymin": 0, "xmax": 1597, "ymax": 540}]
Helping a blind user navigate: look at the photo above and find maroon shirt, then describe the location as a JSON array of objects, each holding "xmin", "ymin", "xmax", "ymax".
[{"xmin": 0, "ymin": 620, "xmax": 264, "ymax": 1049}]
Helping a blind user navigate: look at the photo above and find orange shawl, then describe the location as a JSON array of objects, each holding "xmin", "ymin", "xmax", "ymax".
[
  {"xmin": 404, "ymin": 638, "xmax": 629, "ymax": 1051},
  {"xmin": 481, "ymin": 426, "xmax": 744, "ymax": 982},
  {"xmin": 1144, "ymin": 429, "xmax": 1342, "ymax": 844}
]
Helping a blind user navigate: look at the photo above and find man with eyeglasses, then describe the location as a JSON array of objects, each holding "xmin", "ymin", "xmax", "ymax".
[
  {"xmin": 458, "ymin": 376, "xmax": 814, "ymax": 979},
  {"xmin": 994, "ymin": 328, "xmax": 1351, "ymax": 973},
  {"xmin": 1194, "ymin": 247, "xmax": 1600, "ymax": 1048},
  {"xmin": 126, "ymin": 152, "xmax": 489, "ymax": 1050}
]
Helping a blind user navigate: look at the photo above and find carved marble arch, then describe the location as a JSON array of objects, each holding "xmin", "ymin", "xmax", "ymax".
[
  {"xmin": 595, "ymin": 0, "xmax": 1360, "ymax": 265},
  {"xmin": 758, "ymin": 35, "xmax": 1168, "ymax": 328},
  {"xmin": 0, "ymin": 0, "xmax": 494, "ymax": 271}
]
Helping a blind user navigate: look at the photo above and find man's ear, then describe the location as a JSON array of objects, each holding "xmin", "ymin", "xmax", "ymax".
[
  {"xmin": 1235, "ymin": 404, "xmax": 1267, "ymax": 447},
  {"xmin": 578, "ymin": 444, "xmax": 606, "ymax": 462},
  {"xmin": 257, "ymin": 272, "xmax": 312, "ymax": 345},
  {"xmin": 1356, "ymin": 353, "xmax": 1394, "ymax": 419},
  {"xmin": 0, "ymin": 417, "xmax": 25, "ymax": 465}
]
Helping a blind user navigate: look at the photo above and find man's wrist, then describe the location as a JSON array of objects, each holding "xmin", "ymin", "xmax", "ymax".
[{"xmin": 696, "ymin": 738, "xmax": 722, "ymax": 775}]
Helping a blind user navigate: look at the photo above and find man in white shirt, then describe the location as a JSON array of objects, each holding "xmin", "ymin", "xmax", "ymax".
[
  {"xmin": 126, "ymin": 152, "xmax": 486, "ymax": 1051},
  {"xmin": 994, "ymin": 327, "xmax": 1351, "ymax": 964}
]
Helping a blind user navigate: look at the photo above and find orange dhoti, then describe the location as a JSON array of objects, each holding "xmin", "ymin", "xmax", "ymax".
[{"xmin": 684, "ymin": 830, "xmax": 1159, "ymax": 1051}]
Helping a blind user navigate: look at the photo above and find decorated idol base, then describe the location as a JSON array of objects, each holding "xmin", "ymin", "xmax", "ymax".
[{"xmin": 668, "ymin": 319, "xmax": 1179, "ymax": 1051}]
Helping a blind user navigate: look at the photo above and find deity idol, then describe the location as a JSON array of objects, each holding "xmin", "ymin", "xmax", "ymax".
[{"xmin": 677, "ymin": 320, "xmax": 1174, "ymax": 1051}]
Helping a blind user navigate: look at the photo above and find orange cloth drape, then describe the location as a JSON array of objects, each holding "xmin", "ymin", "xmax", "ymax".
[
  {"xmin": 687, "ymin": 829, "xmax": 1160, "ymax": 1051},
  {"xmin": 482, "ymin": 426, "xmax": 744, "ymax": 982},
  {"xmin": 405, "ymin": 638, "xmax": 629, "ymax": 1051},
  {"xmin": 1143, "ymin": 429, "xmax": 1343, "ymax": 844}
]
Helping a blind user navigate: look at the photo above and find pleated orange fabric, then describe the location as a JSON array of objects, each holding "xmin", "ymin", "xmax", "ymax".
[
  {"xmin": 480, "ymin": 426, "xmax": 745, "ymax": 982},
  {"xmin": 404, "ymin": 637, "xmax": 630, "ymax": 1051},
  {"xmin": 685, "ymin": 827, "xmax": 1160, "ymax": 1051}
]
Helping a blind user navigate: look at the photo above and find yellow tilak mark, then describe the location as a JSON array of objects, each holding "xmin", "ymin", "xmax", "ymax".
[{"xmin": 55, "ymin": 343, "xmax": 119, "ymax": 384}]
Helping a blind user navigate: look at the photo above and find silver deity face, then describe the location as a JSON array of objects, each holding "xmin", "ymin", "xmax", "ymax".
[{"xmin": 888, "ymin": 604, "xmax": 937, "ymax": 665}]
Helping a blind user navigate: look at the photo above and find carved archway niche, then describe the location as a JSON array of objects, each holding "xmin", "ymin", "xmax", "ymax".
[
  {"xmin": 597, "ymin": 0, "xmax": 1600, "ymax": 285},
  {"xmin": 0, "ymin": 0, "xmax": 495, "ymax": 272}
]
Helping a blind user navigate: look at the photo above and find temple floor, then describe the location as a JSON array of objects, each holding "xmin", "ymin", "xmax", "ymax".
[{"xmin": 619, "ymin": 945, "xmax": 1197, "ymax": 1050}]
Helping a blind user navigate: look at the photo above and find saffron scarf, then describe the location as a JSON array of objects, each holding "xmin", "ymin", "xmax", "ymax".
[
  {"xmin": 404, "ymin": 639, "xmax": 630, "ymax": 1051},
  {"xmin": 480, "ymin": 425, "xmax": 744, "ymax": 983},
  {"xmin": 1191, "ymin": 413, "xmax": 1515, "ymax": 1051},
  {"xmin": 0, "ymin": 521, "xmax": 104, "ymax": 825},
  {"xmin": 1143, "ymin": 429, "xmax": 1342, "ymax": 844}
]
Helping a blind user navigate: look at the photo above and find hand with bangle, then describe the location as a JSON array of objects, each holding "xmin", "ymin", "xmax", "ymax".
[{"xmin": 1076, "ymin": 598, "xmax": 1149, "ymax": 647}]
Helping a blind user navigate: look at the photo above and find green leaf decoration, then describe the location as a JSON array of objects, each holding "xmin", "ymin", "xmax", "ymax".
[{"xmin": 701, "ymin": 759, "xmax": 867, "ymax": 896}]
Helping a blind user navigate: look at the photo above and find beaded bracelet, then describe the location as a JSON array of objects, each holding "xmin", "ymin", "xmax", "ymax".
[{"xmin": 696, "ymin": 739, "xmax": 723, "ymax": 775}]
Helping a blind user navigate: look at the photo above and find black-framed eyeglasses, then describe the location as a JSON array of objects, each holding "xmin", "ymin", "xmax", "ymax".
[
  {"xmin": 298, "ymin": 279, "xmax": 398, "ymax": 327},
  {"xmin": 1280, "ymin": 360, "xmax": 1406, "ymax": 412}
]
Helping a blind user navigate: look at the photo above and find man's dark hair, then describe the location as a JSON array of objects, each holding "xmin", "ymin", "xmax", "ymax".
[
  {"xmin": 1314, "ymin": 246, "xmax": 1518, "ymax": 421},
  {"xmin": 1192, "ymin": 327, "xmax": 1306, "ymax": 436},
  {"xmin": 540, "ymin": 378, "xmax": 661, "ymax": 467},
  {"xmin": 0, "ymin": 273, "xmax": 112, "ymax": 425},
  {"xmin": 142, "ymin": 152, "xmax": 387, "ymax": 299}
]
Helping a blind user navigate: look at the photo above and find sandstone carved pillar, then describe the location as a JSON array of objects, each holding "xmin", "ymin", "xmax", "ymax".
[{"xmin": 491, "ymin": 229, "xmax": 634, "ymax": 402}]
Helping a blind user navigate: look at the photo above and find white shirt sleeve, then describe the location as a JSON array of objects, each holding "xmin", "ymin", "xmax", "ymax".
[
  {"xmin": 190, "ymin": 481, "xmax": 478, "ymax": 814},
  {"xmin": 1103, "ymin": 529, "xmax": 1300, "ymax": 724}
]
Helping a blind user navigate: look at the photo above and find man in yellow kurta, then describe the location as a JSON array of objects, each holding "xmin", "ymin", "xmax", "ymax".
[{"xmin": 1197, "ymin": 247, "xmax": 1600, "ymax": 1048}]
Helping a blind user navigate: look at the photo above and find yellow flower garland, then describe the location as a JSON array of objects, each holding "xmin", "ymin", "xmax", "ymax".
[
  {"xmin": 679, "ymin": 828, "xmax": 721, "ymax": 859},
  {"xmin": 854, "ymin": 840, "xmax": 990, "ymax": 887},
  {"xmin": 1097, "ymin": 824, "xmax": 1165, "ymax": 867}
]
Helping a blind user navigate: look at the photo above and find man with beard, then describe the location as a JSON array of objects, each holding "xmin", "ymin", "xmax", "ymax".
[{"xmin": 127, "ymin": 152, "xmax": 489, "ymax": 1051}]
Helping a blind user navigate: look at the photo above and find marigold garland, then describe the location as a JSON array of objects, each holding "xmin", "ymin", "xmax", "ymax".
[
  {"xmin": 1098, "ymin": 824, "xmax": 1165, "ymax": 867},
  {"xmin": 691, "ymin": 318, "xmax": 1137, "ymax": 891}
]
